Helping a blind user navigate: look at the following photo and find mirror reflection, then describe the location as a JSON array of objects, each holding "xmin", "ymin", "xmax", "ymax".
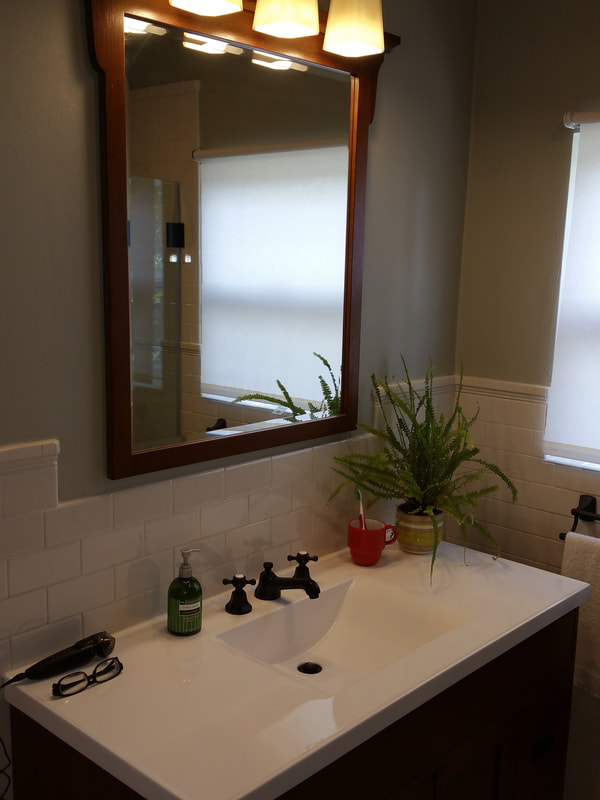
[{"xmin": 125, "ymin": 19, "xmax": 351, "ymax": 452}]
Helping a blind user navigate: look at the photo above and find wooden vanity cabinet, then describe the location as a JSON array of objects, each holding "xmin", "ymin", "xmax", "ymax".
[
  {"xmin": 10, "ymin": 610, "xmax": 577, "ymax": 800},
  {"xmin": 279, "ymin": 610, "xmax": 578, "ymax": 800}
]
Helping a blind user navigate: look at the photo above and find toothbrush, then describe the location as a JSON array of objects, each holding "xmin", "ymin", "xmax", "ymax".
[{"xmin": 355, "ymin": 489, "xmax": 365, "ymax": 529}]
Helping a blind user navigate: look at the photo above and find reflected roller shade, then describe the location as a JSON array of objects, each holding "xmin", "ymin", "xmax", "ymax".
[{"xmin": 199, "ymin": 146, "xmax": 348, "ymax": 402}]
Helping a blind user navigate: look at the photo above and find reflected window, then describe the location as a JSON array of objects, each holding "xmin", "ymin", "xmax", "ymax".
[{"xmin": 199, "ymin": 145, "xmax": 348, "ymax": 405}]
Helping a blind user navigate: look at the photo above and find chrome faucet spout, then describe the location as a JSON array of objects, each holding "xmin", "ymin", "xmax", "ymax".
[{"xmin": 255, "ymin": 561, "xmax": 320, "ymax": 601}]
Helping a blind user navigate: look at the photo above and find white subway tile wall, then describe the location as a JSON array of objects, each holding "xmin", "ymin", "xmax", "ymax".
[
  {"xmin": 445, "ymin": 380, "xmax": 600, "ymax": 569},
  {"xmin": 0, "ymin": 438, "xmax": 352, "ymax": 673},
  {"xmin": 2, "ymin": 377, "xmax": 600, "ymax": 676}
]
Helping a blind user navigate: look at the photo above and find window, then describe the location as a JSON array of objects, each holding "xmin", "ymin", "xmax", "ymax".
[
  {"xmin": 199, "ymin": 146, "xmax": 348, "ymax": 404},
  {"xmin": 544, "ymin": 121, "xmax": 600, "ymax": 467}
]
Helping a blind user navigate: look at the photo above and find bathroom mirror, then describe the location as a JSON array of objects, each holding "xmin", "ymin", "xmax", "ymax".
[{"xmin": 88, "ymin": 0, "xmax": 398, "ymax": 478}]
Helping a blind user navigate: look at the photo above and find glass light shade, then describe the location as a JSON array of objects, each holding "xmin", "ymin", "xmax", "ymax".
[
  {"xmin": 252, "ymin": 51, "xmax": 308, "ymax": 71},
  {"xmin": 184, "ymin": 40, "xmax": 227, "ymax": 53},
  {"xmin": 124, "ymin": 17, "xmax": 167, "ymax": 35},
  {"xmin": 323, "ymin": 0, "xmax": 384, "ymax": 57},
  {"xmin": 252, "ymin": 0, "xmax": 319, "ymax": 38},
  {"xmin": 183, "ymin": 32, "xmax": 228, "ymax": 53},
  {"xmin": 252, "ymin": 56, "xmax": 293, "ymax": 69},
  {"xmin": 124, "ymin": 17, "xmax": 152, "ymax": 33},
  {"xmin": 169, "ymin": 0, "xmax": 243, "ymax": 16}
]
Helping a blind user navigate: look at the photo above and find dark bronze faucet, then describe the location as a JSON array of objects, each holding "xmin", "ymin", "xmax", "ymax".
[{"xmin": 255, "ymin": 552, "xmax": 320, "ymax": 600}]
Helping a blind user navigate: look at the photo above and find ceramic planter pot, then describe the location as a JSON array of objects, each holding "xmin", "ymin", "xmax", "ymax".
[{"xmin": 395, "ymin": 504, "xmax": 443, "ymax": 554}]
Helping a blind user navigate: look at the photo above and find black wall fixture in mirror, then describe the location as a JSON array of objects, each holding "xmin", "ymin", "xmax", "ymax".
[{"xmin": 87, "ymin": 0, "xmax": 399, "ymax": 479}]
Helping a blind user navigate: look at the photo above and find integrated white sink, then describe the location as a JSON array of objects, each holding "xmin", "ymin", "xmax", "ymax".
[
  {"xmin": 216, "ymin": 569, "xmax": 471, "ymax": 692},
  {"xmin": 5, "ymin": 543, "xmax": 590, "ymax": 800}
]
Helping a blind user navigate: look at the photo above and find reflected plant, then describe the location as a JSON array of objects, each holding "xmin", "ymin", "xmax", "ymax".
[
  {"xmin": 234, "ymin": 353, "xmax": 340, "ymax": 422},
  {"xmin": 308, "ymin": 353, "xmax": 341, "ymax": 419}
]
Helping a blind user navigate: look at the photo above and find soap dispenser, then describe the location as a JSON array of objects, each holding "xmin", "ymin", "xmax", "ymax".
[{"xmin": 168, "ymin": 549, "xmax": 202, "ymax": 636}]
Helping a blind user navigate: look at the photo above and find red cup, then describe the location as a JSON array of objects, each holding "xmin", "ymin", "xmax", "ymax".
[{"xmin": 347, "ymin": 518, "xmax": 397, "ymax": 566}]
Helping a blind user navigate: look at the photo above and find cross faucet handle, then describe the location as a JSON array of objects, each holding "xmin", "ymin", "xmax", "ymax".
[
  {"xmin": 287, "ymin": 551, "xmax": 318, "ymax": 579},
  {"xmin": 223, "ymin": 574, "xmax": 256, "ymax": 590},
  {"xmin": 222, "ymin": 573, "xmax": 256, "ymax": 615},
  {"xmin": 287, "ymin": 551, "xmax": 318, "ymax": 567}
]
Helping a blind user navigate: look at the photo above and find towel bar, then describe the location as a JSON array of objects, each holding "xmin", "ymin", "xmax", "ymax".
[{"xmin": 559, "ymin": 494, "xmax": 600, "ymax": 540}]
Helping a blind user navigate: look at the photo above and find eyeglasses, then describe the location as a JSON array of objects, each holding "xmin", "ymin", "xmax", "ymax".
[{"xmin": 52, "ymin": 657, "xmax": 123, "ymax": 698}]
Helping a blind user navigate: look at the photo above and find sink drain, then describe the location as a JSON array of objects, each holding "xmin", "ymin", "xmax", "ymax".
[{"xmin": 297, "ymin": 661, "xmax": 322, "ymax": 675}]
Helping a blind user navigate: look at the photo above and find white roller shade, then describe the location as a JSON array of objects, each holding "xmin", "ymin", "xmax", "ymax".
[{"xmin": 544, "ymin": 121, "xmax": 600, "ymax": 465}]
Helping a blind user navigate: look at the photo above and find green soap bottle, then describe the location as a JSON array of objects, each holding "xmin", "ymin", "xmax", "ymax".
[{"xmin": 168, "ymin": 549, "xmax": 202, "ymax": 636}]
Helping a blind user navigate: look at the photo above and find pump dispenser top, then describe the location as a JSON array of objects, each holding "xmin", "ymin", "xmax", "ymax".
[
  {"xmin": 168, "ymin": 549, "xmax": 202, "ymax": 636},
  {"xmin": 178, "ymin": 549, "xmax": 193, "ymax": 578}
]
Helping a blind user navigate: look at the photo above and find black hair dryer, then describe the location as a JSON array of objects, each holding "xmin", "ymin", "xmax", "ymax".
[{"xmin": 24, "ymin": 632, "xmax": 115, "ymax": 681}]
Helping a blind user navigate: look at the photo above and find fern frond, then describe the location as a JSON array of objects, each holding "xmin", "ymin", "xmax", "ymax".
[{"xmin": 233, "ymin": 388, "xmax": 305, "ymax": 422}]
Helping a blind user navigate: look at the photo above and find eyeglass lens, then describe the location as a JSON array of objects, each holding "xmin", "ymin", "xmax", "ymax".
[{"xmin": 52, "ymin": 656, "xmax": 123, "ymax": 697}]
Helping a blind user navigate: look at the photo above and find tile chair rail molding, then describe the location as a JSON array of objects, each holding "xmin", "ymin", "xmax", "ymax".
[{"xmin": 2, "ymin": 372, "xmax": 600, "ymax": 675}]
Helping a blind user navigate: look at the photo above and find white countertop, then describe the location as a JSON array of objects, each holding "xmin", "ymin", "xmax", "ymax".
[{"xmin": 5, "ymin": 543, "xmax": 590, "ymax": 800}]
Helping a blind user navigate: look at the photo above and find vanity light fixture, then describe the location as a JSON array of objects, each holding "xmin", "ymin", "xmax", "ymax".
[
  {"xmin": 251, "ymin": 50, "xmax": 308, "ymax": 71},
  {"xmin": 169, "ymin": 0, "xmax": 242, "ymax": 15},
  {"xmin": 252, "ymin": 0, "xmax": 319, "ymax": 39},
  {"xmin": 323, "ymin": 0, "xmax": 384, "ymax": 57},
  {"xmin": 168, "ymin": 0, "xmax": 385, "ymax": 57}
]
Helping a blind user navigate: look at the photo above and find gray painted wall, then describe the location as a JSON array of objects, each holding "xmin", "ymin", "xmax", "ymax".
[
  {"xmin": 0, "ymin": 1, "xmax": 106, "ymax": 500},
  {"xmin": 457, "ymin": 0, "xmax": 600, "ymax": 385},
  {"xmin": 0, "ymin": 0, "xmax": 476, "ymax": 500},
  {"xmin": 360, "ymin": 0, "xmax": 476, "ymax": 392},
  {"xmin": 19, "ymin": 1, "xmax": 600, "ymax": 498}
]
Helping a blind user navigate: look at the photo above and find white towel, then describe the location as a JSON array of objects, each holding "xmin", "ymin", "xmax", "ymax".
[{"xmin": 561, "ymin": 531, "xmax": 600, "ymax": 699}]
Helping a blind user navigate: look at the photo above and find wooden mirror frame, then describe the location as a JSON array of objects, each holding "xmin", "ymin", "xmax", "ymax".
[{"xmin": 87, "ymin": 0, "xmax": 399, "ymax": 479}]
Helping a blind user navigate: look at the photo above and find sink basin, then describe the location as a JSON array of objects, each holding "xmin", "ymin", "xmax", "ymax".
[
  {"xmin": 216, "ymin": 579, "xmax": 353, "ymax": 664},
  {"xmin": 216, "ymin": 574, "xmax": 470, "ymax": 692}
]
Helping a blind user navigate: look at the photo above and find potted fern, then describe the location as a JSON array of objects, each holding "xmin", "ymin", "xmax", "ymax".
[{"xmin": 331, "ymin": 358, "xmax": 517, "ymax": 577}]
